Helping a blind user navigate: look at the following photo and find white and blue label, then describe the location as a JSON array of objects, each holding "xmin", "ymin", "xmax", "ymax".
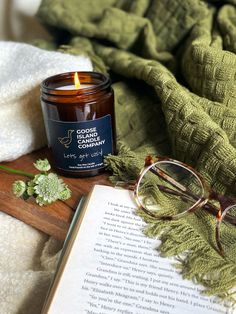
[{"xmin": 47, "ymin": 115, "xmax": 113, "ymax": 171}]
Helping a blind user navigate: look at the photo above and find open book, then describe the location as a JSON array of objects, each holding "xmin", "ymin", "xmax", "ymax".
[{"xmin": 41, "ymin": 185, "xmax": 232, "ymax": 314}]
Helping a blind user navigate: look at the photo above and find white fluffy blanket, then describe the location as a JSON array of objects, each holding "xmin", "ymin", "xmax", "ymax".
[
  {"xmin": 0, "ymin": 41, "xmax": 92, "ymax": 313},
  {"xmin": 0, "ymin": 41, "xmax": 92, "ymax": 162}
]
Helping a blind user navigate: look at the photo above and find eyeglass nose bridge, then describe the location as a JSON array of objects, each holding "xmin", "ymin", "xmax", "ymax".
[
  {"xmin": 216, "ymin": 194, "xmax": 236, "ymax": 212},
  {"xmin": 209, "ymin": 193, "xmax": 236, "ymax": 222}
]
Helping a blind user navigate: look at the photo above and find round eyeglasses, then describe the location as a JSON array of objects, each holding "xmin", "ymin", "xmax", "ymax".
[{"xmin": 123, "ymin": 156, "xmax": 236, "ymax": 256}]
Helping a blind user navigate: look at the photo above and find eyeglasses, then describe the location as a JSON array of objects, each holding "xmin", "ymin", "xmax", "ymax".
[{"xmin": 119, "ymin": 156, "xmax": 236, "ymax": 256}]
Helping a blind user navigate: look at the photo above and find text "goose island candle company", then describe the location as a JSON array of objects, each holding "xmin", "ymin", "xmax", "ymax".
[{"xmin": 41, "ymin": 72, "xmax": 116, "ymax": 177}]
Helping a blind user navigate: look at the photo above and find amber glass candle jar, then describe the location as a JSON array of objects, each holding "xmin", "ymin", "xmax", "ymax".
[{"xmin": 41, "ymin": 71, "xmax": 116, "ymax": 177}]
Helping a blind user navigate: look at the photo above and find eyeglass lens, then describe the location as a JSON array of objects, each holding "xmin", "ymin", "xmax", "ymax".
[{"xmin": 137, "ymin": 161, "xmax": 205, "ymax": 216}]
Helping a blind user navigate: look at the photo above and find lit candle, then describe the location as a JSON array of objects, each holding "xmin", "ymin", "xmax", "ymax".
[
  {"xmin": 56, "ymin": 72, "xmax": 91, "ymax": 90},
  {"xmin": 41, "ymin": 71, "xmax": 116, "ymax": 177}
]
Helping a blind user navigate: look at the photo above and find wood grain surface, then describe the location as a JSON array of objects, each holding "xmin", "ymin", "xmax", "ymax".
[{"xmin": 0, "ymin": 148, "xmax": 111, "ymax": 240}]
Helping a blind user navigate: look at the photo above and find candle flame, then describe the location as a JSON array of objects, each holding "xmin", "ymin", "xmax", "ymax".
[{"xmin": 74, "ymin": 72, "xmax": 80, "ymax": 89}]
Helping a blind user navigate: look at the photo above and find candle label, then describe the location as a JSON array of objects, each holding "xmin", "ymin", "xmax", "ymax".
[{"xmin": 47, "ymin": 115, "xmax": 113, "ymax": 171}]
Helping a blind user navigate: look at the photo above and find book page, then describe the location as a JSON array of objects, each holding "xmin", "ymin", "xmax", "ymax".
[{"xmin": 47, "ymin": 185, "xmax": 233, "ymax": 314}]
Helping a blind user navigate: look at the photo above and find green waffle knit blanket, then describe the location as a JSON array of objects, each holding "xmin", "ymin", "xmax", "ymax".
[{"xmin": 37, "ymin": 0, "xmax": 236, "ymax": 303}]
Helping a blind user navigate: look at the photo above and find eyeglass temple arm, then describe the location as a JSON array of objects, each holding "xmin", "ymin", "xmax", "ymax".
[
  {"xmin": 159, "ymin": 184, "xmax": 215, "ymax": 212},
  {"xmin": 210, "ymin": 192, "xmax": 236, "ymax": 224},
  {"xmin": 159, "ymin": 185, "xmax": 197, "ymax": 203},
  {"xmin": 149, "ymin": 166, "xmax": 236, "ymax": 223},
  {"xmin": 149, "ymin": 166, "xmax": 188, "ymax": 193},
  {"xmin": 149, "ymin": 166, "xmax": 201, "ymax": 199}
]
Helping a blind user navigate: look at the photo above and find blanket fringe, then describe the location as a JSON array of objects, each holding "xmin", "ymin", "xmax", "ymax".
[{"xmin": 141, "ymin": 213, "xmax": 236, "ymax": 304}]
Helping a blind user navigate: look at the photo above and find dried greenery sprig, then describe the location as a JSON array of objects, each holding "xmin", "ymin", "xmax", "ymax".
[{"xmin": 0, "ymin": 159, "xmax": 72, "ymax": 206}]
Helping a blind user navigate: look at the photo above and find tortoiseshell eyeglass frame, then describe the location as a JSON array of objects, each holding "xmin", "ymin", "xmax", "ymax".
[{"xmin": 132, "ymin": 156, "xmax": 236, "ymax": 256}]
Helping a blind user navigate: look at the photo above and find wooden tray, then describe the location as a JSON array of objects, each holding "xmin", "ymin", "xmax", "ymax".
[{"xmin": 0, "ymin": 148, "xmax": 111, "ymax": 240}]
